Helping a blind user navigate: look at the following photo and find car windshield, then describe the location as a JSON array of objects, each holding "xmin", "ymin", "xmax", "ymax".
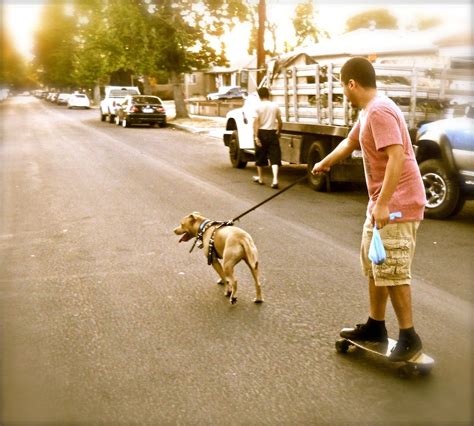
[
  {"xmin": 132, "ymin": 96, "xmax": 162, "ymax": 105},
  {"xmin": 110, "ymin": 89, "xmax": 139, "ymax": 97}
]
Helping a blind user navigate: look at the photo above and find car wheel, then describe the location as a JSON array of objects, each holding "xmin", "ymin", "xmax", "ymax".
[
  {"xmin": 307, "ymin": 141, "xmax": 328, "ymax": 191},
  {"xmin": 159, "ymin": 121, "xmax": 167, "ymax": 128},
  {"xmin": 109, "ymin": 114, "xmax": 115, "ymax": 123},
  {"xmin": 419, "ymin": 159, "xmax": 462, "ymax": 219},
  {"xmin": 100, "ymin": 110, "xmax": 106, "ymax": 121},
  {"xmin": 229, "ymin": 130, "xmax": 247, "ymax": 169}
]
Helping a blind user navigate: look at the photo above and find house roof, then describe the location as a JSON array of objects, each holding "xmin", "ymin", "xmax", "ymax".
[{"xmin": 279, "ymin": 28, "xmax": 438, "ymax": 61}]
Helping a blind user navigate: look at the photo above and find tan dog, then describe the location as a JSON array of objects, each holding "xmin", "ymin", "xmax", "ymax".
[{"xmin": 174, "ymin": 212, "xmax": 263, "ymax": 304}]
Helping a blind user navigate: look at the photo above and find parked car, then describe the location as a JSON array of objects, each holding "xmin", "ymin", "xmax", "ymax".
[
  {"xmin": 414, "ymin": 105, "xmax": 474, "ymax": 219},
  {"xmin": 47, "ymin": 93, "xmax": 59, "ymax": 103},
  {"xmin": 67, "ymin": 93, "xmax": 90, "ymax": 109},
  {"xmin": 100, "ymin": 86, "xmax": 140, "ymax": 122},
  {"xmin": 115, "ymin": 95, "xmax": 166, "ymax": 128},
  {"xmin": 207, "ymin": 86, "xmax": 247, "ymax": 101},
  {"xmin": 56, "ymin": 93, "xmax": 71, "ymax": 105}
]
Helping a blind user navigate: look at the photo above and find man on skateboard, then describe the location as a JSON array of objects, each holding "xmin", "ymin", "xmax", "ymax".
[{"xmin": 312, "ymin": 57, "xmax": 427, "ymax": 362}]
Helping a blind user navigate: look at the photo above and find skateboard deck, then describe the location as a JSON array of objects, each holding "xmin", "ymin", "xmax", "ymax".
[{"xmin": 336, "ymin": 335, "xmax": 434, "ymax": 378}]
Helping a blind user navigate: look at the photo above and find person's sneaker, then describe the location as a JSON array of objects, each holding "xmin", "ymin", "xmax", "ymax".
[
  {"xmin": 340, "ymin": 322, "xmax": 388, "ymax": 343},
  {"xmin": 388, "ymin": 334, "xmax": 422, "ymax": 362},
  {"xmin": 252, "ymin": 176, "xmax": 264, "ymax": 185}
]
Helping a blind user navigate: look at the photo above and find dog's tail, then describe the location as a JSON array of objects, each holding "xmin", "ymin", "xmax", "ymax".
[{"xmin": 241, "ymin": 235, "xmax": 258, "ymax": 270}]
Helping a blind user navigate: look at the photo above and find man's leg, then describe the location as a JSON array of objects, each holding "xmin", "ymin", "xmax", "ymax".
[
  {"xmin": 369, "ymin": 277, "xmax": 388, "ymax": 321},
  {"xmin": 271, "ymin": 164, "xmax": 279, "ymax": 186},
  {"xmin": 388, "ymin": 284, "xmax": 413, "ymax": 329}
]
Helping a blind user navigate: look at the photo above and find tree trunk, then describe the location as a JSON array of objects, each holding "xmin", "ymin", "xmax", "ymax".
[
  {"xmin": 142, "ymin": 75, "xmax": 152, "ymax": 95},
  {"xmin": 171, "ymin": 71, "xmax": 189, "ymax": 119},
  {"xmin": 93, "ymin": 83, "xmax": 101, "ymax": 106}
]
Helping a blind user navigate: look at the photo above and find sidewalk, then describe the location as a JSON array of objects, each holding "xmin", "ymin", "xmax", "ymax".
[
  {"xmin": 168, "ymin": 114, "xmax": 227, "ymax": 139},
  {"xmin": 163, "ymin": 100, "xmax": 227, "ymax": 138}
]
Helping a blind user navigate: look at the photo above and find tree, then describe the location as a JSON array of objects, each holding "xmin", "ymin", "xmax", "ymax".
[
  {"xmin": 416, "ymin": 16, "xmax": 442, "ymax": 31},
  {"xmin": 33, "ymin": 0, "xmax": 77, "ymax": 89},
  {"xmin": 292, "ymin": 0, "xmax": 328, "ymax": 47},
  {"xmin": 345, "ymin": 8, "xmax": 398, "ymax": 32},
  {"xmin": 246, "ymin": 3, "xmax": 278, "ymax": 57},
  {"xmin": 148, "ymin": 0, "xmax": 248, "ymax": 118}
]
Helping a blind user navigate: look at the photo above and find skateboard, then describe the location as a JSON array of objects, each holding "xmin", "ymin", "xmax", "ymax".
[{"xmin": 335, "ymin": 335, "xmax": 434, "ymax": 378}]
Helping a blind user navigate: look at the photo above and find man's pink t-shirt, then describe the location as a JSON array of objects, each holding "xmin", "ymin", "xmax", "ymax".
[{"xmin": 348, "ymin": 95, "xmax": 426, "ymax": 221}]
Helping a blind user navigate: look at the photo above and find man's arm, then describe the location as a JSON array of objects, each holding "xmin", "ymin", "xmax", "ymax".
[
  {"xmin": 311, "ymin": 137, "xmax": 359, "ymax": 174},
  {"xmin": 276, "ymin": 108, "xmax": 282, "ymax": 134},
  {"xmin": 253, "ymin": 115, "xmax": 261, "ymax": 147},
  {"xmin": 372, "ymin": 144, "xmax": 405, "ymax": 228}
]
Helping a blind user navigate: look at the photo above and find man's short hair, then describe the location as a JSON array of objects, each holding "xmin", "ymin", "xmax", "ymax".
[
  {"xmin": 340, "ymin": 57, "xmax": 377, "ymax": 89},
  {"xmin": 257, "ymin": 87, "xmax": 270, "ymax": 99}
]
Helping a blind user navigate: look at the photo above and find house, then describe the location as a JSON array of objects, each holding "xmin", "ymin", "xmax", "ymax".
[{"xmin": 184, "ymin": 55, "xmax": 261, "ymax": 100}]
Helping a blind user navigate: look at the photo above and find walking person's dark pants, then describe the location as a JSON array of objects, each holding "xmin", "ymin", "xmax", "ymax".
[{"xmin": 255, "ymin": 129, "xmax": 281, "ymax": 166}]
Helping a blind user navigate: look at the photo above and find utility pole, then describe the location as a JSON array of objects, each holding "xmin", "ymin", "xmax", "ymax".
[{"xmin": 257, "ymin": 0, "xmax": 266, "ymax": 86}]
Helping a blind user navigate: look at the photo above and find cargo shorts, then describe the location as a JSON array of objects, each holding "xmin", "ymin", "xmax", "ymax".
[{"xmin": 360, "ymin": 217, "xmax": 420, "ymax": 286}]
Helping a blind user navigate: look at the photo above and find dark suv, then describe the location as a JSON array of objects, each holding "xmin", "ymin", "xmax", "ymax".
[{"xmin": 415, "ymin": 105, "xmax": 474, "ymax": 219}]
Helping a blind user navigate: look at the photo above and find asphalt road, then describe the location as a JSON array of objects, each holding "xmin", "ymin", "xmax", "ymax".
[{"xmin": 1, "ymin": 96, "xmax": 473, "ymax": 425}]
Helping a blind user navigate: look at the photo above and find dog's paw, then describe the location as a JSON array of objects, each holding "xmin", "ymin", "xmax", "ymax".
[
  {"xmin": 224, "ymin": 290, "xmax": 232, "ymax": 297},
  {"xmin": 217, "ymin": 279, "xmax": 226, "ymax": 286},
  {"xmin": 254, "ymin": 298, "xmax": 264, "ymax": 304},
  {"xmin": 230, "ymin": 297, "xmax": 238, "ymax": 305}
]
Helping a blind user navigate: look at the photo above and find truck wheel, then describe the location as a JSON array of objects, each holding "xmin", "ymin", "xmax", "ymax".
[
  {"xmin": 100, "ymin": 110, "xmax": 106, "ymax": 121},
  {"xmin": 109, "ymin": 114, "xmax": 115, "ymax": 123},
  {"xmin": 229, "ymin": 130, "xmax": 247, "ymax": 169},
  {"xmin": 307, "ymin": 141, "xmax": 328, "ymax": 191},
  {"xmin": 419, "ymin": 159, "xmax": 461, "ymax": 219}
]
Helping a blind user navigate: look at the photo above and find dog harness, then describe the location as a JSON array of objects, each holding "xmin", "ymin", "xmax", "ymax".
[{"xmin": 190, "ymin": 219, "xmax": 233, "ymax": 265}]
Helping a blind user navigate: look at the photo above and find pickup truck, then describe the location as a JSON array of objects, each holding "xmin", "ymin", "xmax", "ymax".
[
  {"xmin": 100, "ymin": 86, "xmax": 140, "ymax": 123},
  {"xmin": 415, "ymin": 105, "xmax": 474, "ymax": 219}
]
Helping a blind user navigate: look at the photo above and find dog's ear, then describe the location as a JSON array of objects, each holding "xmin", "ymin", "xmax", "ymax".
[{"xmin": 189, "ymin": 212, "xmax": 201, "ymax": 222}]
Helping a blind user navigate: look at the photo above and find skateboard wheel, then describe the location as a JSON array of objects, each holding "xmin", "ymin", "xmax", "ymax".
[
  {"xmin": 398, "ymin": 364, "xmax": 415, "ymax": 379},
  {"xmin": 335, "ymin": 339, "xmax": 350, "ymax": 353}
]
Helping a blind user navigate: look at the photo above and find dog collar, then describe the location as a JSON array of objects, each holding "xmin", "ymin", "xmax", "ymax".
[{"xmin": 198, "ymin": 219, "xmax": 211, "ymax": 234}]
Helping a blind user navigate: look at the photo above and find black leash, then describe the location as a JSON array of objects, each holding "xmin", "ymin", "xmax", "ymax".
[
  {"xmin": 231, "ymin": 174, "xmax": 307, "ymax": 223},
  {"xmin": 189, "ymin": 175, "xmax": 307, "ymax": 254}
]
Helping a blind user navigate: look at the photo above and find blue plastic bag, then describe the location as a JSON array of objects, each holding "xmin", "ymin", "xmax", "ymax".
[
  {"xmin": 368, "ymin": 212, "xmax": 402, "ymax": 265},
  {"xmin": 369, "ymin": 226, "xmax": 386, "ymax": 265}
]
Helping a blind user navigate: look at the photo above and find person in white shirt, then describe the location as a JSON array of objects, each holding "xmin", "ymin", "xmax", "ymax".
[{"xmin": 252, "ymin": 87, "xmax": 283, "ymax": 189}]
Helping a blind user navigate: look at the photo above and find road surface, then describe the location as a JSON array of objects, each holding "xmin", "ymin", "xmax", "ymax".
[{"xmin": 1, "ymin": 96, "xmax": 473, "ymax": 425}]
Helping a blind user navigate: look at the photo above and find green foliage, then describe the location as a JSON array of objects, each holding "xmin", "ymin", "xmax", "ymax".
[
  {"xmin": 293, "ymin": 0, "xmax": 320, "ymax": 46},
  {"xmin": 345, "ymin": 8, "xmax": 398, "ymax": 32},
  {"xmin": 33, "ymin": 0, "xmax": 77, "ymax": 88},
  {"xmin": 32, "ymin": 0, "xmax": 248, "ymax": 116},
  {"xmin": 416, "ymin": 16, "xmax": 442, "ymax": 31}
]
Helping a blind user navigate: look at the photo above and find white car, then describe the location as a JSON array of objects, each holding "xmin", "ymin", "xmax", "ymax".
[
  {"xmin": 207, "ymin": 86, "xmax": 247, "ymax": 101},
  {"xmin": 68, "ymin": 93, "xmax": 90, "ymax": 109},
  {"xmin": 56, "ymin": 93, "xmax": 71, "ymax": 105}
]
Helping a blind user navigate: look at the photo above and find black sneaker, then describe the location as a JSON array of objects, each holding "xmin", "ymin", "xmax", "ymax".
[
  {"xmin": 388, "ymin": 334, "xmax": 422, "ymax": 362},
  {"xmin": 340, "ymin": 323, "xmax": 388, "ymax": 343}
]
